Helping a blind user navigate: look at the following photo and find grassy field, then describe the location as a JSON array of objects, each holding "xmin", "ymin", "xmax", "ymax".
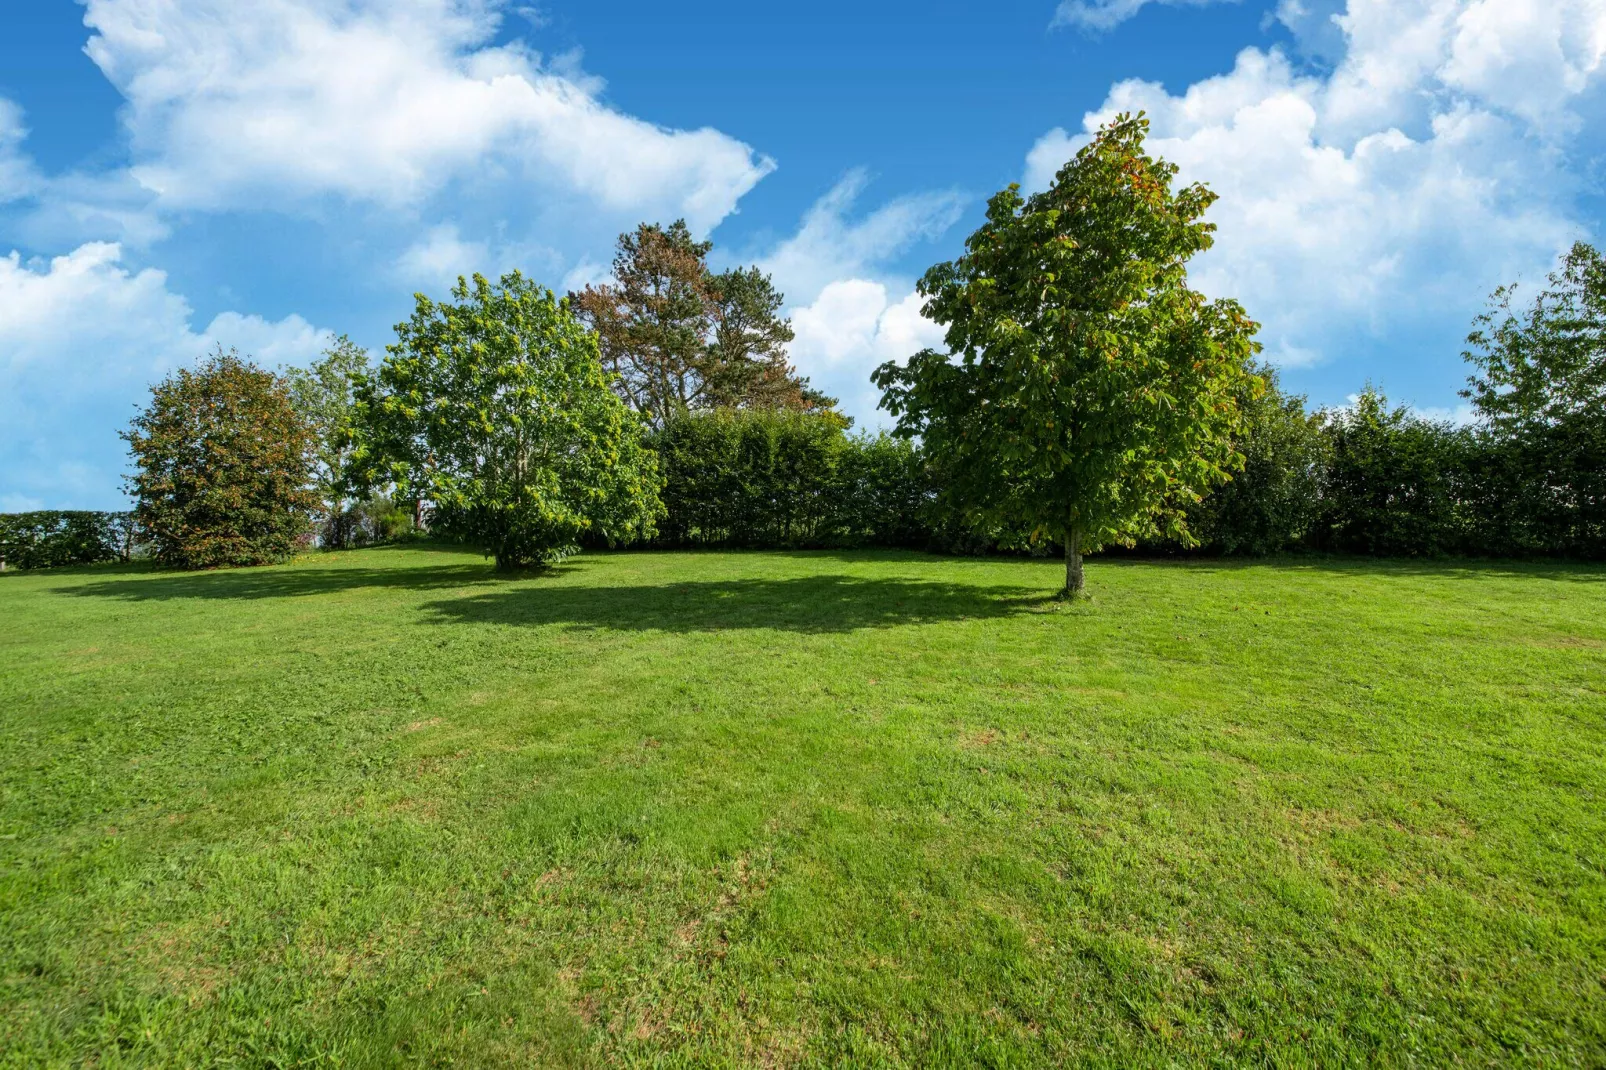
[{"xmin": 1, "ymin": 545, "xmax": 1603, "ymax": 1067}]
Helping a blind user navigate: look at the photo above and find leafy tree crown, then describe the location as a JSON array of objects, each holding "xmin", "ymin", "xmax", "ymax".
[
  {"xmin": 1463, "ymin": 241, "xmax": 1606, "ymax": 433},
  {"xmin": 123, "ymin": 347, "xmax": 318, "ymax": 568},
  {"xmin": 571, "ymin": 221, "xmax": 836, "ymax": 424},
  {"xmin": 349, "ymin": 271, "xmax": 663, "ymax": 569},
  {"xmin": 874, "ymin": 112, "xmax": 1261, "ymax": 559}
]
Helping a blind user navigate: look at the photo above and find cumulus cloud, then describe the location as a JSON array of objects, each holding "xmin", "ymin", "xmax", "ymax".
[
  {"xmin": 789, "ymin": 282, "xmax": 946, "ymax": 426},
  {"xmin": 0, "ymin": 243, "xmax": 327, "ymax": 508},
  {"xmin": 1026, "ymin": 0, "xmax": 1606, "ymax": 372},
  {"xmin": 1053, "ymin": 0, "xmax": 1240, "ymax": 33},
  {"xmin": 759, "ymin": 170, "xmax": 964, "ymax": 306},
  {"xmin": 749, "ymin": 174, "xmax": 963, "ymax": 425},
  {"xmin": 80, "ymin": 0, "xmax": 774, "ymax": 232}
]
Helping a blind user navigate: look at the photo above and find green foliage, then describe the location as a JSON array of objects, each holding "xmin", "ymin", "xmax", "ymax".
[
  {"xmin": 704, "ymin": 265, "xmax": 807, "ymax": 410},
  {"xmin": 1184, "ymin": 365, "xmax": 1329, "ymax": 555},
  {"xmin": 829, "ymin": 430, "xmax": 933, "ymax": 547},
  {"xmin": 122, "ymin": 348, "xmax": 318, "ymax": 569},
  {"xmin": 350, "ymin": 272, "xmax": 663, "ymax": 570},
  {"xmin": 349, "ymin": 494, "xmax": 417, "ymax": 544},
  {"xmin": 1462, "ymin": 241, "xmax": 1606, "ymax": 556},
  {"xmin": 284, "ymin": 334, "xmax": 373, "ymax": 548},
  {"xmin": 0, "ymin": 511, "xmax": 140, "ymax": 570},
  {"xmin": 651, "ymin": 409, "xmax": 930, "ymax": 549},
  {"xmin": 1315, "ymin": 388, "xmax": 1472, "ymax": 556},
  {"xmin": 1464, "ymin": 420, "xmax": 1606, "ymax": 557},
  {"xmin": 306, "ymin": 493, "xmax": 415, "ymax": 550},
  {"xmin": 1463, "ymin": 241, "xmax": 1605, "ymax": 433},
  {"xmin": 875, "ymin": 113, "xmax": 1260, "ymax": 594},
  {"xmin": 572, "ymin": 221, "xmax": 836, "ymax": 424}
]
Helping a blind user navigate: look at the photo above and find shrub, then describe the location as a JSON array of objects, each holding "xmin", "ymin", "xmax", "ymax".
[
  {"xmin": 828, "ymin": 432, "xmax": 933, "ymax": 548},
  {"xmin": 0, "ymin": 511, "xmax": 141, "ymax": 570},
  {"xmin": 652, "ymin": 408, "xmax": 843, "ymax": 547},
  {"xmin": 1315, "ymin": 389, "xmax": 1472, "ymax": 556},
  {"xmin": 123, "ymin": 349, "xmax": 319, "ymax": 569},
  {"xmin": 650, "ymin": 410, "xmax": 941, "ymax": 550},
  {"xmin": 318, "ymin": 494, "xmax": 416, "ymax": 549},
  {"xmin": 1186, "ymin": 366, "xmax": 1329, "ymax": 555},
  {"xmin": 350, "ymin": 272, "xmax": 662, "ymax": 569}
]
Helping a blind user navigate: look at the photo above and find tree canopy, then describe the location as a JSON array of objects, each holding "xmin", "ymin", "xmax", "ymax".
[
  {"xmin": 349, "ymin": 272, "xmax": 663, "ymax": 570},
  {"xmin": 123, "ymin": 347, "xmax": 318, "ymax": 568},
  {"xmin": 1463, "ymin": 241, "xmax": 1605, "ymax": 433},
  {"xmin": 571, "ymin": 221, "xmax": 837, "ymax": 425},
  {"xmin": 1462, "ymin": 241, "xmax": 1606, "ymax": 553},
  {"xmin": 283, "ymin": 334, "xmax": 371, "ymax": 547},
  {"xmin": 874, "ymin": 113, "xmax": 1261, "ymax": 596}
]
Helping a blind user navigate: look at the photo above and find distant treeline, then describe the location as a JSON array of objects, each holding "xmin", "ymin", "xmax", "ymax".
[
  {"xmin": 596, "ymin": 383, "xmax": 1603, "ymax": 560},
  {"xmin": 0, "ymin": 511, "xmax": 143, "ymax": 570},
  {"xmin": 10, "ymin": 379, "xmax": 1602, "ymax": 569}
]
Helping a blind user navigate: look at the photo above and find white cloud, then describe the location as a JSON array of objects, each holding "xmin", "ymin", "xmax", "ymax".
[
  {"xmin": 1053, "ymin": 0, "xmax": 1240, "ymax": 33},
  {"xmin": 15, "ymin": 170, "xmax": 170, "ymax": 249},
  {"xmin": 1409, "ymin": 401, "xmax": 1477, "ymax": 425},
  {"xmin": 391, "ymin": 222, "xmax": 564, "ymax": 290},
  {"xmin": 1026, "ymin": 0, "xmax": 1606, "ymax": 372},
  {"xmin": 1439, "ymin": 0, "xmax": 1606, "ymax": 129},
  {"xmin": 759, "ymin": 170, "xmax": 964, "ymax": 306},
  {"xmin": 1331, "ymin": 392, "xmax": 1477, "ymax": 425},
  {"xmin": 789, "ymin": 281, "xmax": 945, "ymax": 425},
  {"xmin": 0, "ymin": 98, "xmax": 41, "ymax": 203},
  {"xmin": 744, "ymin": 174, "xmax": 962, "ymax": 425},
  {"xmin": 80, "ymin": 0, "xmax": 774, "ymax": 233},
  {"xmin": 0, "ymin": 243, "xmax": 327, "ymax": 508},
  {"xmin": 395, "ymin": 225, "xmax": 493, "ymax": 290}
]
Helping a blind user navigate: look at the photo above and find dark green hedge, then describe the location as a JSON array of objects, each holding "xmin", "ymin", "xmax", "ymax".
[
  {"xmin": 648, "ymin": 409, "xmax": 932, "ymax": 549},
  {"xmin": 1157, "ymin": 388, "xmax": 1606, "ymax": 560},
  {"xmin": 0, "ymin": 511, "xmax": 142, "ymax": 570},
  {"xmin": 644, "ymin": 402, "xmax": 1606, "ymax": 561}
]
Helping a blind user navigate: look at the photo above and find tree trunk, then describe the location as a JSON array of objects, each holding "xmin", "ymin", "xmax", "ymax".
[{"xmin": 1063, "ymin": 526, "xmax": 1084, "ymax": 599}]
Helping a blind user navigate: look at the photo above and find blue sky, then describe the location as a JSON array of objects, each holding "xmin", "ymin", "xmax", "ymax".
[{"xmin": 2, "ymin": 0, "xmax": 1603, "ymax": 509}]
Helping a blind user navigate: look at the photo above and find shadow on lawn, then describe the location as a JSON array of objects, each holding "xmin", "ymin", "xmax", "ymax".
[
  {"xmin": 422, "ymin": 573, "xmax": 1052, "ymax": 633},
  {"xmin": 59, "ymin": 561, "xmax": 505, "ymax": 602},
  {"xmin": 721, "ymin": 548, "xmax": 1606, "ymax": 583},
  {"xmin": 56, "ymin": 555, "xmax": 1049, "ymax": 633},
  {"xmin": 55, "ymin": 546, "xmax": 1604, "ymax": 614}
]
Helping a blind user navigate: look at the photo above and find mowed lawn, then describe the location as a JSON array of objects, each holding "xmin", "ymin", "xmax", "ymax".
[{"xmin": 2, "ymin": 547, "xmax": 1604, "ymax": 1067}]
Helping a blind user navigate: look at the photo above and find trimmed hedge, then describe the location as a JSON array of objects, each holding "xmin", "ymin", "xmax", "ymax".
[
  {"xmin": 649, "ymin": 409, "xmax": 933, "ymax": 549},
  {"xmin": 1156, "ymin": 389, "xmax": 1606, "ymax": 560},
  {"xmin": 0, "ymin": 511, "xmax": 141, "ymax": 570}
]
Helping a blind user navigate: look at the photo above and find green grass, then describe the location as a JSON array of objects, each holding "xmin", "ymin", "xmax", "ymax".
[{"xmin": 2, "ymin": 546, "xmax": 1604, "ymax": 1067}]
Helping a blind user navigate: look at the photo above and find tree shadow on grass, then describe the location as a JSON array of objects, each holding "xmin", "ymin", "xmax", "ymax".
[
  {"xmin": 734, "ymin": 548, "xmax": 1606, "ymax": 583},
  {"xmin": 422, "ymin": 574, "xmax": 1054, "ymax": 634},
  {"xmin": 55, "ymin": 554, "xmax": 1053, "ymax": 633},
  {"xmin": 58, "ymin": 561, "xmax": 510, "ymax": 602}
]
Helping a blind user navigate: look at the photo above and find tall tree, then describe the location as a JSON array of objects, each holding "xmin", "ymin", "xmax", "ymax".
[
  {"xmin": 874, "ymin": 113, "xmax": 1261, "ymax": 598},
  {"xmin": 572, "ymin": 221, "xmax": 831, "ymax": 423},
  {"xmin": 1463, "ymin": 241, "xmax": 1605, "ymax": 432},
  {"xmin": 571, "ymin": 221, "xmax": 718, "ymax": 425},
  {"xmin": 349, "ymin": 272, "xmax": 663, "ymax": 570},
  {"xmin": 1462, "ymin": 241, "xmax": 1606, "ymax": 553},
  {"xmin": 703, "ymin": 266, "xmax": 838, "ymax": 414},
  {"xmin": 123, "ymin": 347, "xmax": 318, "ymax": 568},
  {"xmin": 283, "ymin": 334, "xmax": 371, "ymax": 547}
]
